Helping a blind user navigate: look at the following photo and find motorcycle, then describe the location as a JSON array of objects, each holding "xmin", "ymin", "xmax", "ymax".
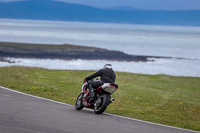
[{"xmin": 75, "ymin": 79, "xmax": 118, "ymax": 114}]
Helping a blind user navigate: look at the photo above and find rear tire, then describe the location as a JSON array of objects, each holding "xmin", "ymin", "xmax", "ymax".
[
  {"xmin": 94, "ymin": 94, "xmax": 109, "ymax": 114},
  {"xmin": 75, "ymin": 93, "xmax": 84, "ymax": 110}
]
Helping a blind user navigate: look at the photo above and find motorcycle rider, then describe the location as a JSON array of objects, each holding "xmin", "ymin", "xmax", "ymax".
[{"xmin": 83, "ymin": 64, "xmax": 116, "ymax": 101}]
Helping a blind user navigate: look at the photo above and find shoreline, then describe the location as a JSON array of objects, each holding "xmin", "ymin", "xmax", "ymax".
[
  {"xmin": 0, "ymin": 42, "xmax": 171, "ymax": 63},
  {"xmin": 0, "ymin": 42, "xmax": 199, "ymax": 77}
]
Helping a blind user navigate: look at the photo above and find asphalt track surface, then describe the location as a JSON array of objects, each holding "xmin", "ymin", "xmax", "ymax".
[{"xmin": 0, "ymin": 86, "xmax": 199, "ymax": 133}]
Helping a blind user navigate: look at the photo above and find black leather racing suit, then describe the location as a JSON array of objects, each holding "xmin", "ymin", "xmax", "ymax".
[{"xmin": 85, "ymin": 68, "xmax": 116, "ymax": 91}]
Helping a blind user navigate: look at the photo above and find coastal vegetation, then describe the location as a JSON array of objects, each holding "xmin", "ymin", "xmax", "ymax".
[{"xmin": 0, "ymin": 66, "xmax": 199, "ymax": 131}]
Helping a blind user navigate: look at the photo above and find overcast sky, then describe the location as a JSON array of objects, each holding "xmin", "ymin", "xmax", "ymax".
[{"xmin": 0, "ymin": 0, "xmax": 200, "ymax": 10}]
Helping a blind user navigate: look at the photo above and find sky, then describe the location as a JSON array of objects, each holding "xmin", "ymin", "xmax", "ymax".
[{"xmin": 0, "ymin": 0, "xmax": 200, "ymax": 10}]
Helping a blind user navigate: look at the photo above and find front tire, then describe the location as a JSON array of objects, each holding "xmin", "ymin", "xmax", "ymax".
[
  {"xmin": 75, "ymin": 93, "xmax": 84, "ymax": 110},
  {"xmin": 94, "ymin": 94, "xmax": 109, "ymax": 114}
]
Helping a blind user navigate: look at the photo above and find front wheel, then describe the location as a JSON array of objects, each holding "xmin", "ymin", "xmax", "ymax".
[
  {"xmin": 75, "ymin": 93, "xmax": 84, "ymax": 110},
  {"xmin": 94, "ymin": 94, "xmax": 110, "ymax": 114}
]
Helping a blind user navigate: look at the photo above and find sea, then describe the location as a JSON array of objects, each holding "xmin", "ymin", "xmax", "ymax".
[{"xmin": 0, "ymin": 18, "xmax": 200, "ymax": 77}]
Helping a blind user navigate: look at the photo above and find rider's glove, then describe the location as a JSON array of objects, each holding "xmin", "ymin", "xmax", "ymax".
[{"xmin": 83, "ymin": 79, "xmax": 87, "ymax": 83}]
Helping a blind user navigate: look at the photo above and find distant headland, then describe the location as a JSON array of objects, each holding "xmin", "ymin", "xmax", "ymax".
[{"xmin": 0, "ymin": 42, "xmax": 171, "ymax": 63}]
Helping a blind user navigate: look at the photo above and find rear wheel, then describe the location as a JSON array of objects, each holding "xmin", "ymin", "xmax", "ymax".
[
  {"xmin": 94, "ymin": 94, "xmax": 109, "ymax": 114},
  {"xmin": 75, "ymin": 93, "xmax": 84, "ymax": 110}
]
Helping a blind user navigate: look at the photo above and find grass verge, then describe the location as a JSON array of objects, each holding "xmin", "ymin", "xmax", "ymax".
[{"xmin": 0, "ymin": 66, "xmax": 199, "ymax": 131}]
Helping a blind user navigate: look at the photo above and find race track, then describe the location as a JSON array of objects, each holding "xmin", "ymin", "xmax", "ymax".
[{"xmin": 0, "ymin": 86, "xmax": 199, "ymax": 133}]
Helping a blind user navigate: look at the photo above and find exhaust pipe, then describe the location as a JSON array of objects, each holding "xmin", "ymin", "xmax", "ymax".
[
  {"xmin": 109, "ymin": 98, "xmax": 115, "ymax": 104},
  {"xmin": 111, "ymin": 98, "xmax": 115, "ymax": 102}
]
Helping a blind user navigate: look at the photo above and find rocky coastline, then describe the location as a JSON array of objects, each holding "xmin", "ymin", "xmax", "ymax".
[{"xmin": 0, "ymin": 42, "xmax": 170, "ymax": 63}]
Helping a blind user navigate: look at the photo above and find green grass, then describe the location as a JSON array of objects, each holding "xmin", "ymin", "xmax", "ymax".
[{"xmin": 0, "ymin": 66, "xmax": 199, "ymax": 131}]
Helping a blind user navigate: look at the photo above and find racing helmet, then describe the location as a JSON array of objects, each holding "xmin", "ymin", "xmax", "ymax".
[{"xmin": 103, "ymin": 64, "xmax": 112, "ymax": 69}]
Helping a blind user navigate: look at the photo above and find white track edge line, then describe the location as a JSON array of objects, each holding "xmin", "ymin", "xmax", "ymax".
[{"xmin": 0, "ymin": 86, "xmax": 199, "ymax": 133}]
